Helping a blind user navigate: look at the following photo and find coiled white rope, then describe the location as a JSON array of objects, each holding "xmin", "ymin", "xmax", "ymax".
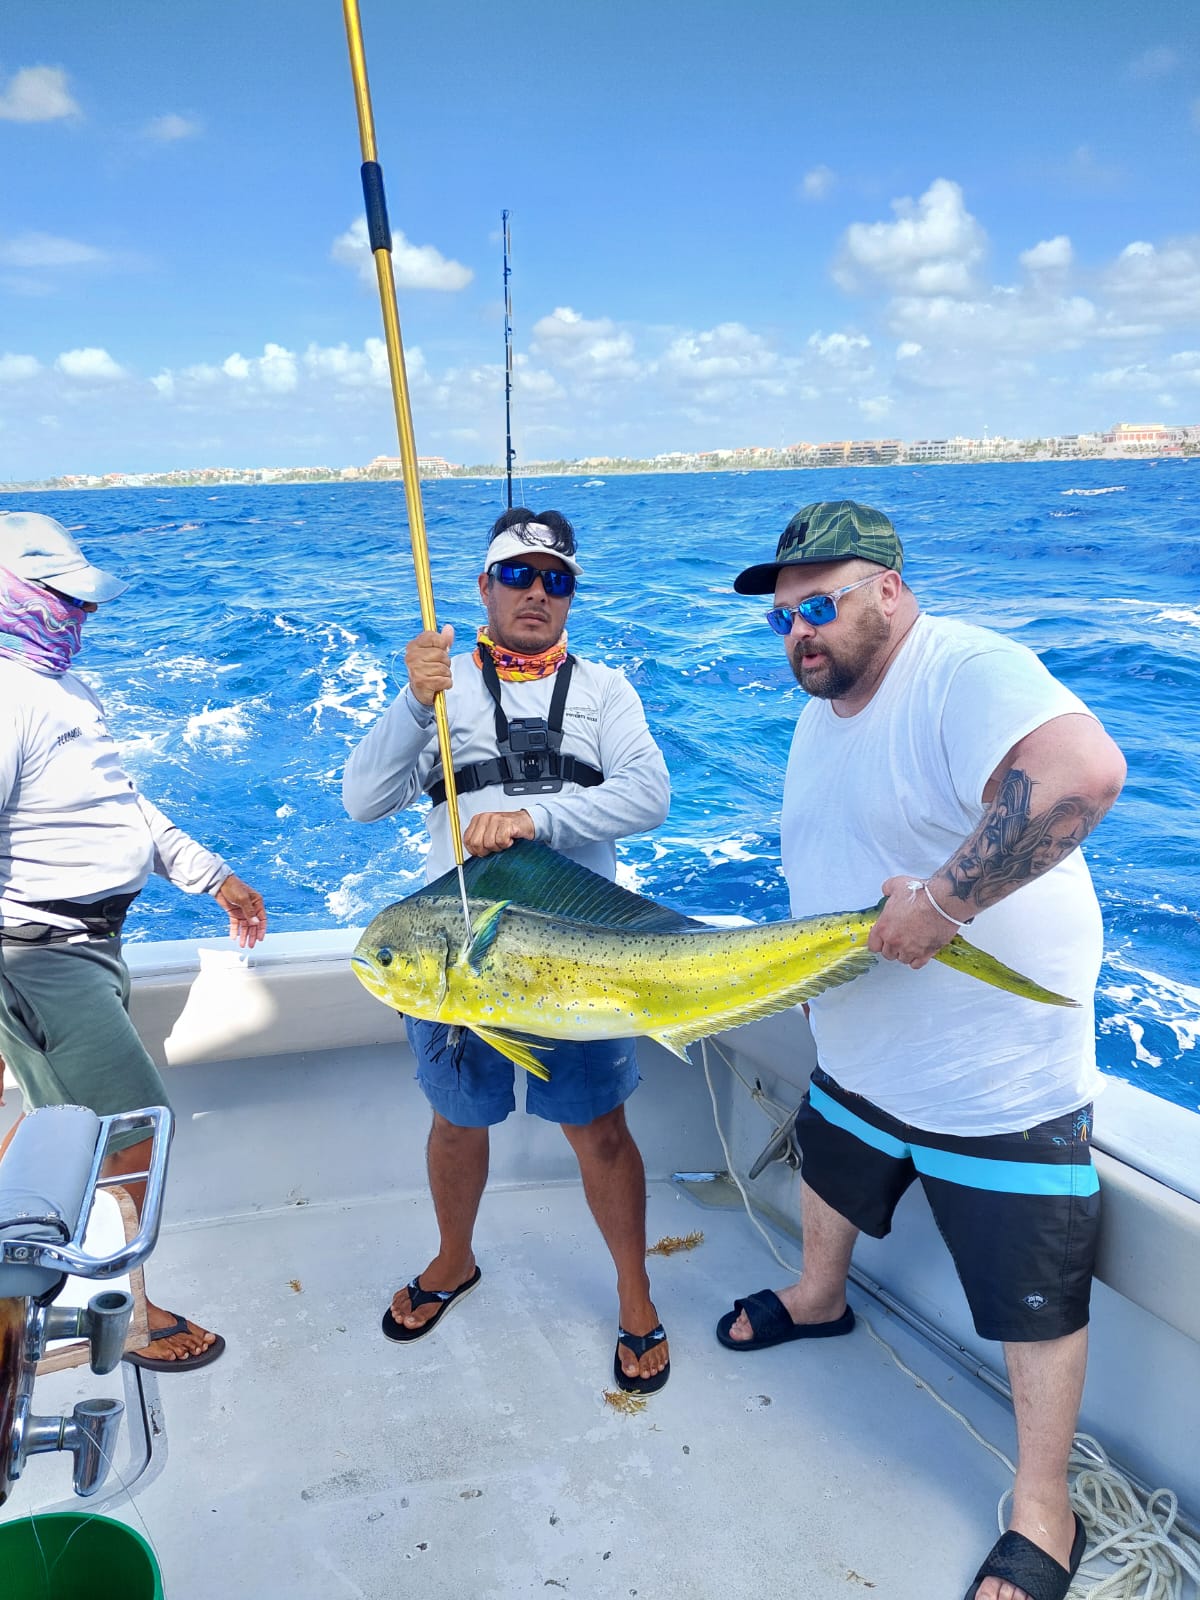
[{"xmin": 699, "ymin": 1040, "xmax": 1200, "ymax": 1600}]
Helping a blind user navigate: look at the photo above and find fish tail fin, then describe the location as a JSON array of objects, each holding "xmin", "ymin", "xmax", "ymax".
[
  {"xmin": 934, "ymin": 936, "xmax": 1078, "ymax": 1008},
  {"xmin": 472, "ymin": 1025, "xmax": 554, "ymax": 1081}
]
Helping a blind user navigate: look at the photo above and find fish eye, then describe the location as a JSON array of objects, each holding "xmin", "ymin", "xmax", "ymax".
[{"xmin": 377, "ymin": 947, "xmax": 393, "ymax": 967}]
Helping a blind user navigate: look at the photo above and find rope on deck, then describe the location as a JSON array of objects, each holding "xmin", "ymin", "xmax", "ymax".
[{"xmin": 699, "ymin": 1039, "xmax": 1200, "ymax": 1600}]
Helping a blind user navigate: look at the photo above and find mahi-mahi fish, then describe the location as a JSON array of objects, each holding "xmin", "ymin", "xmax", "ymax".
[{"xmin": 350, "ymin": 841, "xmax": 1076, "ymax": 1080}]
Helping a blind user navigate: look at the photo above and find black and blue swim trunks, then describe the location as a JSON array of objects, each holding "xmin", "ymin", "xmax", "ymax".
[{"xmin": 795, "ymin": 1065, "xmax": 1100, "ymax": 1343}]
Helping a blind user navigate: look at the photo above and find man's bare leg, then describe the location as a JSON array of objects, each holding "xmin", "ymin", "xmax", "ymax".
[
  {"xmin": 726, "ymin": 1179, "xmax": 857, "ymax": 1341},
  {"xmin": 101, "ymin": 1137, "xmax": 218, "ymax": 1362},
  {"xmin": 561, "ymin": 1104, "xmax": 667, "ymax": 1384},
  {"xmin": 390, "ymin": 1112, "xmax": 489, "ymax": 1332},
  {"xmin": 974, "ymin": 1328, "xmax": 1088, "ymax": 1600}
]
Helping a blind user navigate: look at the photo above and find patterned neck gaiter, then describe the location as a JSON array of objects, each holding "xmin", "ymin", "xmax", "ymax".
[
  {"xmin": 0, "ymin": 567, "xmax": 86, "ymax": 676},
  {"xmin": 474, "ymin": 627, "xmax": 568, "ymax": 681}
]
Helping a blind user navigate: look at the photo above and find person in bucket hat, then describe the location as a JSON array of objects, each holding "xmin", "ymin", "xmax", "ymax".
[{"xmin": 0, "ymin": 511, "xmax": 267, "ymax": 1371}]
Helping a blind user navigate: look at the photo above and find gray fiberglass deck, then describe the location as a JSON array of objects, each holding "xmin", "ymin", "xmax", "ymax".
[{"xmin": 10, "ymin": 1124, "xmax": 1030, "ymax": 1598}]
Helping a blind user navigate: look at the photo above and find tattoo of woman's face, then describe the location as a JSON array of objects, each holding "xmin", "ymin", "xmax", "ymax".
[{"xmin": 944, "ymin": 766, "xmax": 1102, "ymax": 910}]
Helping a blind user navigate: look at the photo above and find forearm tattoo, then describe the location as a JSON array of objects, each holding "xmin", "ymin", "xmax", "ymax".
[{"xmin": 941, "ymin": 766, "xmax": 1103, "ymax": 912}]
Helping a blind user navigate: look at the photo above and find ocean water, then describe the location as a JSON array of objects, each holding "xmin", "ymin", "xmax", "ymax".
[{"xmin": 8, "ymin": 461, "xmax": 1198, "ymax": 1113}]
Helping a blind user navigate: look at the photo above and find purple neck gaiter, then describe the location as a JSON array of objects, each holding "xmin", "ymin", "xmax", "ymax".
[{"xmin": 0, "ymin": 567, "xmax": 85, "ymax": 676}]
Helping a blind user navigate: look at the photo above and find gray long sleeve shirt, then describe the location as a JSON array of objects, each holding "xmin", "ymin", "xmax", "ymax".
[
  {"xmin": 342, "ymin": 652, "xmax": 670, "ymax": 882},
  {"xmin": 0, "ymin": 658, "xmax": 230, "ymax": 931}
]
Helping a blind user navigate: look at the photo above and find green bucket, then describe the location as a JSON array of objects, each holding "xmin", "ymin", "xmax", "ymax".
[{"xmin": 0, "ymin": 1512, "xmax": 164, "ymax": 1598}]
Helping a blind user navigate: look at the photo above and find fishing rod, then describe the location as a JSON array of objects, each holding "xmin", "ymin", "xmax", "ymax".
[
  {"xmin": 341, "ymin": 0, "xmax": 472, "ymax": 934},
  {"xmin": 502, "ymin": 209, "xmax": 515, "ymax": 508}
]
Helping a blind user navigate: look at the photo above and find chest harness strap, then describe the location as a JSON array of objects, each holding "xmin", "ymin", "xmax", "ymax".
[{"xmin": 425, "ymin": 647, "xmax": 604, "ymax": 807}]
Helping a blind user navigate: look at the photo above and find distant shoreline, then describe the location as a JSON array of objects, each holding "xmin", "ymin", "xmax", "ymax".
[{"xmin": 1, "ymin": 452, "xmax": 1192, "ymax": 495}]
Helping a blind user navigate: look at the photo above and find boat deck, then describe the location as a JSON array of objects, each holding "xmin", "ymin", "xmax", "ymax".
[{"xmin": 11, "ymin": 1110, "xmax": 1031, "ymax": 1597}]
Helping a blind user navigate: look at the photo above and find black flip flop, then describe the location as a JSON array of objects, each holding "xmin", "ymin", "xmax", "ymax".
[
  {"xmin": 715, "ymin": 1289, "xmax": 855, "ymax": 1349},
  {"xmin": 964, "ymin": 1512, "xmax": 1086, "ymax": 1600},
  {"xmin": 124, "ymin": 1313, "xmax": 227, "ymax": 1371},
  {"xmin": 381, "ymin": 1266, "xmax": 482, "ymax": 1343},
  {"xmin": 614, "ymin": 1324, "xmax": 670, "ymax": 1394}
]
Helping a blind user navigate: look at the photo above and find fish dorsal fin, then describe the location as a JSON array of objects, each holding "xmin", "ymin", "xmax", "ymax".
[{"xmin": 417, "ymin": 841, "xmax": 703, "ymax": 933}]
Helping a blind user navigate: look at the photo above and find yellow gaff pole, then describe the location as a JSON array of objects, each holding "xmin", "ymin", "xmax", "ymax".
[{"xmin": 341, "ymin": 0, "xmax": 472, "ymax": 933}]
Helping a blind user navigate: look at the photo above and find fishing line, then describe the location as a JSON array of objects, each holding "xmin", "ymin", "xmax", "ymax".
[
  {"xmin": 698, "ymin": 1037, "xmax": 1200, "ymax": 1600},
  {"xmin": 18, "ymin": 1411, "xmax": 165, "ymax": 1591}
]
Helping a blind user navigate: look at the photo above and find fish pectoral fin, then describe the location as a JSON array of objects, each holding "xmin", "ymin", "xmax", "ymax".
[
  {"xmin": 934, "ymin": 936, "xmax": 1078, "ymax": 1008},
  {"xmin": 464, "ymin": 901, "xmax": 511, "ymax": 974},
  {"xmin": 650, "ymin": 1030, "xmax": 694, "ymax": 1064},
  {"xmin": 472, "ymin": 1025, "xmax": 553, "ymax": 1082}
]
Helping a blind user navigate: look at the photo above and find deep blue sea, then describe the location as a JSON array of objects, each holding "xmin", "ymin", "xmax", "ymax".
[{"xmin": 7, "ymin": 462, "xmax": 1198, "ymax": 1112}]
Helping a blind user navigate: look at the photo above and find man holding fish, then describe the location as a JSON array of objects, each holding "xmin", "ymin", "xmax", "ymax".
[
  {"xmin": 343, "ymin": 508, "xmax": 673, "ymax": 1392},
  {"xmin": 722, "ymin": 501, "xmax": 1126, "ymax": 1600}
]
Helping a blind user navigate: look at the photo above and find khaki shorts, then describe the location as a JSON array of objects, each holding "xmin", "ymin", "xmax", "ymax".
[{"xmin": 0, "ymin": 934, "xmax": 169, "ymax": 1153}]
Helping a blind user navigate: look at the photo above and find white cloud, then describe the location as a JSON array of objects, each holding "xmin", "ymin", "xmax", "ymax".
[
  {"xmin": 258, "ymin": 344, "xmax": 297, "ymax": 392},
  {"xmin": 896, "ymin": 341, "xmax": 922, "ymax": 360},
  {"xmin": 807, "ymin": 331, "xmax": 871, "ymax": 365},
  {"xmin": 143, "ymin": 113, "xmax": 203, "ymax": 142},
  {"xmin": 331, "ymin": 218, "xmax": 472, "ymax": 291},
  {"xmin": 1093, "ymin": 363, "xmax": 1162, "ymax": 392},
  {"xmin": 0, "ymin": 231, "xmax": 107, "ymax": 268},
  {"xmin": 206, "ymin": 344, "xmax": 298, "ymax": 392},
  {"xmin": 887, "ymin": 289, "xmax": 1098, "ymax": 353},
  {"xmin": 858, "ymin": 395, "xmax": 893, "ymax": 421},
  {"xmin": 1092, "ymin": 349, "xmax": 1200, "ymax": 394},
  {"xmin": 1020, "ymin": 236, "xmax": 1073, "ymax": 273},
  {"xmin": 1058, "ymin": 144, "xmax": 1126, "ymax": 192},
  {"xmin": 835, "ymin": 178, "xmax": 986, "ymax": 296},
  {"xmin": 530, "ymin": 306, "xmax": 639, "ymax": 379},
  {"xmin": 662, "ymin": 322, "xmax": 778, "ymax": 381},
  {"xmin": 800, "ymin": 165, "xmax": 835, "ymax": 200},
  {"xmin": 1128, "ymin": 46, "xmax": 1178, "ymax": 79},
  {"xmin": 0, "ymin": 353, "xmax": 41, "ymax": 381},
  {"xmin": 55, "ymin": 348, "xmax": 126, "ymax": 382},
  {"xmin": 303, "ymin": 338, "xmax": 389, "ymax": 387},
  {"xmin": 0, "ymin": 65, "xmax": 79, "ymax": 122},
  {"xmin": 1104, "ymin": 238, "xmax": 1200, "ymax": 324}
]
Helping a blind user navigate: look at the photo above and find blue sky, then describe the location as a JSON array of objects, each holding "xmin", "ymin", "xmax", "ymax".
[{"xmin": 2, "ymin": 0, "xmax": 1198, "ymax": 477}]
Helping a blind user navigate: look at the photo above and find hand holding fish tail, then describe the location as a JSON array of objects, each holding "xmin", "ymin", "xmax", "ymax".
[
  {"xmin": 869, "ymin": 874, "xmax": 962, "ymax": 969},
  {"xmin": 405, "ymin": 624, "xmax": 455, "ymax": 706}
]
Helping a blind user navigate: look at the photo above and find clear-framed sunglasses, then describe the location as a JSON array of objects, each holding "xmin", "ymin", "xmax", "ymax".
[{"xmin": 765, "ymin": 571, "xmax": 885, "ymax": 636}]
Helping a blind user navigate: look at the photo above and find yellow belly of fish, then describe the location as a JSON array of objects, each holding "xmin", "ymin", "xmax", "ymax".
[{"xmin": 439, "ymin": 915, "xmax": 874, "ymax": 1043}]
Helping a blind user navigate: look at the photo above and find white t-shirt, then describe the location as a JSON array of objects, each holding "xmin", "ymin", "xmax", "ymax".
[{"xmin": 781, "ymin": 613, "xmax": 1103, "ymax": 1136}]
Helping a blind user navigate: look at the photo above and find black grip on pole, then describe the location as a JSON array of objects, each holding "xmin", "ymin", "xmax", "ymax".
[{"xmin": 360, "ymin": 161, "xmax": 392, "ymax": 253}]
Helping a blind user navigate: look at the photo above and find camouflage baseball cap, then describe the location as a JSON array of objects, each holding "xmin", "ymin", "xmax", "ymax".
[{"xmin": 733, "ymin": 500, "xmax": 903, "ymax": 594}]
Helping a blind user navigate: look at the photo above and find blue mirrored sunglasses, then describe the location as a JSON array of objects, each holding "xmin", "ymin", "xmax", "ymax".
[
  {"xmin": 490, "ymin": 561, "xmax": 576, "ymax": 598},
  {"xmin": 765, "ymin": 571, "xmax": 885, "ymax": 636}
]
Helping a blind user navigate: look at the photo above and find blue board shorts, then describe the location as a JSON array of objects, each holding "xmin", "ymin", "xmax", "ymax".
[
  {"xmin": 795, "ymin": 1065, "xmax": 1100, "ymax": 1343},
  {"xmin": 405, "ymin": 1017, "xmax": 640, "ymax": 1129}
]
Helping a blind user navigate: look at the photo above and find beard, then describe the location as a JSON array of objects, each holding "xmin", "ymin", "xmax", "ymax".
[{"xmin": 789, "ymin": 607, "xmax": 891, "ymax": 699}]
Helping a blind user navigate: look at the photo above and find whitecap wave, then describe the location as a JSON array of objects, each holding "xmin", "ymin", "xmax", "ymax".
[
  {"xmin": 1099, "ymin": 952, "xmax": 1200, "ymax": 1065},
  {"xmin": 700, "ymin": 836, "xmax": 760, "ymax": 864},
  {"xmin": 183, "ymin": 702, "xmax": 254, "ymax": 750},
  {"xmin": 1060, "ymin": 486, "xmax": 1126, "ymax": 496}
]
